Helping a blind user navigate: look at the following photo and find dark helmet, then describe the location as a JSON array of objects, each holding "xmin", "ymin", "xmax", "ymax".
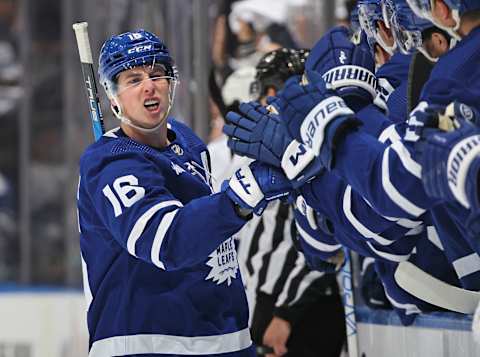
[{"xmin": 250, "ymin": 48, "xmax": 310, "ymax": 100}]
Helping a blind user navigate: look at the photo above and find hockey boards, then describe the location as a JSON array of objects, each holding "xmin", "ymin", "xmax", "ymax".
[
  {"xmin": 395, "ymin": 261, "xmax": 480, "ymax": 314},
  {"xmin": 407, "ymin": 51, "xmax": 435, "ymax": 113}
]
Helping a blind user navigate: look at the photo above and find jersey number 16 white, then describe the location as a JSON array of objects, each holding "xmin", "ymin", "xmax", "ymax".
[{"xmin": 102, "ymin": 175, "xmax": 145, "ymax": 217}]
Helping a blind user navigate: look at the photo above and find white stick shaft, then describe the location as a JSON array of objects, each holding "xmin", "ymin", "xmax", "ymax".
[
  {"xmin": 73, "ymin": 22, "xmax": 94, "ymax": 64},
  {"xmin": 395, "ymin": 261, "xmax": 480, "ymax": 314}
]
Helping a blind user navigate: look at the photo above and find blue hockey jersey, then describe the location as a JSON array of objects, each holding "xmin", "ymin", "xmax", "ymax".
[
  {"xmin": 77, "ymin": 119, "xmax": 254, "ymax": 356},
  {"xmin": 329, "ymin": 26, "xmax": 480, "ymax": 290}
]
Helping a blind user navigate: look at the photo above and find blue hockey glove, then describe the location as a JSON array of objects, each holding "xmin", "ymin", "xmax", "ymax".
[
  {"xmin": 405, "ymin": 101, "xmax": 480, "ymax": 143},
  {"xmin": 223, "ymin": 161, "xmax": 292, "ymax": 215},
  {"xmin": 224, "ymin": 100, "xmax": 323, "ymax": 188},
  {"xmin": 305, "ymin": 26, "xmax": 377, "ymax": 111},
  {"xmin": 276, "ymin": 70, "xmax": 359, "ymax": 170},
  {"xmin": 406, "ymin": 102, "xmax": 480, "ymax": 209}
]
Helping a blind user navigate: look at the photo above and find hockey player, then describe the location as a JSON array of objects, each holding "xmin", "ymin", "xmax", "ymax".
[
  {"xmin": 76, "ymin": 29, "xmax": 292, "ymax": 357},
  {"xmin": 222, "ymin": 33, "xmax": 457, "ymax": 326},
  {"xmin": 223, "ymin": 0, "xmax": 480, "ymax": 318},
  {"xmin": 357, "ymin": 0, "xmax": 397, "ymax": 65},
  {"xmin": 237, "ymin": 48, "xmax": 345, "ymax": 357},
  {"xmin": 270, "ymin": 0, "xmax": 480, "ymax": 290}
]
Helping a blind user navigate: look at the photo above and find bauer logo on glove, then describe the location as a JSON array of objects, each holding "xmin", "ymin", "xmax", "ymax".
[{"xmin": 300, "ymin": 95, "xmax": 354, "ymax": 154}]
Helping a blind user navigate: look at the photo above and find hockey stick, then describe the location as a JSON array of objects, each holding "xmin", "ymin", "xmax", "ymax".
[
  {"xmin": 72, "ymin": 22, "xmax": 105, "ymax": 141},
  {"xmin": 339, "ymin": 250, "xmax": 359, "ymax": 357},
  {"xmin": 395, "ymin": 261, "xmax": 480, "ymax": 314}
]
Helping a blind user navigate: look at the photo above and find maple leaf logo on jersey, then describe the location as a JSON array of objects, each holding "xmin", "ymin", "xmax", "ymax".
[{"xmin": 205, "ymin": 238, "xmax": 238, "ymax": 286}]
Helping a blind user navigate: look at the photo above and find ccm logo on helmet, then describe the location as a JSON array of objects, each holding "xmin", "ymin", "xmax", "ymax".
[{"xmin": 127, "ymin": 44, "xmax": 153, "ymax": 54}]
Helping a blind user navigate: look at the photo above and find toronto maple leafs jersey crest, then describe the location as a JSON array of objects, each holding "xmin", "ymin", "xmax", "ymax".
[{"xmin": 77, "ymin": 118, "xmax": 254, "ymax": 356}]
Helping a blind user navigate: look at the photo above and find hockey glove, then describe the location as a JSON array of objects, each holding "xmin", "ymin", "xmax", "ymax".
[
  {"xmin": 306, "ymin": 26, "xmax": 377, "ymax": 111},
  {"xmin": 276, "ymin": 70, "xmax": 359, "ymax": 170},
  {"xmin": 224, "ymin": 100, "xmax": 323, "ymax": 188},
  {"xmin": 405, "ymin": 101, "xmax": 480, "ymax": 143},
  {"xmin": 406, "ymin": 103, "xmax": 480, "ymax": 210},
  {"xmin": 223, "ymin": 161, "xmax": 292, "ymax": 215}
]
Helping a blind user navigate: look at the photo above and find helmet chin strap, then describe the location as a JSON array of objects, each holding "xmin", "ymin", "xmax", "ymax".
[
  {"xmin": 418, "ymin": 46, "xmax": 439, "ymax": 62},
  {"xmin": 110, "ymin": 80, "xmax": 177, "ymax": 134}
]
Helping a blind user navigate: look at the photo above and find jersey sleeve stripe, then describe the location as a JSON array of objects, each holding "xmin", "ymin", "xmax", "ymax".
[
  {"xmin": 295, "ymin": 222, "xmax": 341, "ymax": 252},
  {"xmin": 366, "ymin": 241, "xmax": 411, "ymax": 262},
  {"xmin": 382, "ymin": 147, "xmax": 426, "ymax": 217},
  {"xmin": 127, "ymin": 200, "xmax": 183, "ymax": 257},
  {"xmin": 151, "ymin": 209, "xmax": 180, "ymax": 270},
  {"xmin": 404, "ymin": 225, "xmax": 424, "ymax": 236},
  {"xmin": 426, "ymin": 226, "xmax": 444, "ymax": 251},
  {"xmin": 81, "ymin": 253, "xmax": 93, "ymax": 312},
  {"xmin": 384, "ymin": 290, "xmax": 422, "ymax": 315},
  {"xmin": 452, "ymin": 253, "xmax": 480, "ymax": 279},
  {"xmin": 378, "ymin": 124, "xmax": 400, "ymax": 143},
  {"xmin": 343, "ymin": 186, "xmax": 395, "ymax": 246},
  {"xmin": 390, "ymin": 140, "xmax": 422, "ymax": 178}
]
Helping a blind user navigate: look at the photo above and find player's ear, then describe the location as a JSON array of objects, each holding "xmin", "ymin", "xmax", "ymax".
[
  {"xmin": 431, "ymin": 31, "xmax": 450, "ymax": 55},
  {"xmin": 433, "ymin": 0, "xmax": 457, "ymax": 27}
]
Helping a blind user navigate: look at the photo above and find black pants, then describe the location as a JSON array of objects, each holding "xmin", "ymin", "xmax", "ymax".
[{"xmin": 250, "ymin": 292, "xmax": 346, "ymax": 357}]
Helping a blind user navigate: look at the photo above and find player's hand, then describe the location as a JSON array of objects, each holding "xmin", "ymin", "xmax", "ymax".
[
  {"xmin": 224, "ymin": 101, "xmax": 292, "ymax": 168},
  {"xmin": 223, "ymin": 161, "xmax": 292, "ymax": 215},
  {"xmin": 306, "ymin": 26, "xmax": 376, "ymax": 111},
  {"xmin": 224, "ymin": 100, "xmax": 323, "ymax": 187},
  {"xmin": 276, "ymin": 70, "xmax": 359, "ymax": 170},
  {"xmin": 263, "ymin": 316, "xmax": 291, "ymax": 357}
]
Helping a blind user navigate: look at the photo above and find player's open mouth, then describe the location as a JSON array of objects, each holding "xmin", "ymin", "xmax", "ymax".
[{"xmin": 144, "ymin": 99, "xmax": 160, "ymax": 112}]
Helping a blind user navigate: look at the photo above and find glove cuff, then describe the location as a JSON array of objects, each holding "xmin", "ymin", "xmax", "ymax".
[
  {"xmin": 226, "ymin": 166, "xmax": 265, "ymax": 210},
  {"xmin": 281, "ymin": 140, "xmax": 315, "ymax": 180},
  {"xmin": 299, "ymin": 95, "xmax": 355, "ymax": 156},
  {"xmin": 322, "ymin": 65, "xmax": 377, "ymax": 100}
]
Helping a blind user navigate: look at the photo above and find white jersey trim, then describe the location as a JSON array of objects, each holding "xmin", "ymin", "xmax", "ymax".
[
  {"xmin": 296, "ymin": 222, "xmax": 342, "ymax": 253},
  {"xmin": 343, "ymin": 186, "xmax": 395, "ymax": 246},
  {"xmin": 384, "ymin": 290, "xmax": 422, "ymax": 316},
  {"xmin": 382, "ymin": 147, "xmax": 426, "ymax": 217},
  {"xmin": 81, "ymin": 253, "xmax": 93, "ymax": 312},
  {"xmin": 126, "ymin": 200, "xmax": 183, "ymax": 257},
  {"xmin": 378, "ymin": 124, "xmax": 400, "ymax": 144},
  {"xmin": 390, "ymin": 140, "xmax": 422, "ymax": 179},
  {"xmin": 426, "ymin": 226, "xmax": 444, "ymax": 251},
  {"xmin": 366, "ymin": 241, "xmax": 410, "ymax": 262},
  {"xmin": 452, "ymin": 253, "xmax": 480, "ymax": 279},
  {"xmin": 151, "ymin": 209, "xmax": 180, "ymax": 269},
  {"xmin": 89, "ymin": 328, "xmax": 252, "ymax": 357}
]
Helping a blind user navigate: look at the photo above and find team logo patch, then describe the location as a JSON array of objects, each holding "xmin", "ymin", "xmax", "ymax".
[
  {"xmin": 205, "ymin": 238, "xmax": 238, "ymax": 286},
  {"xmin": 171, "ymin": 144, "xmax": 184, "ymax": 156}
]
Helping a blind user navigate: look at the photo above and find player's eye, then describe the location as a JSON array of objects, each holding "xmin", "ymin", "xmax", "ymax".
[{"xmin": 127, "ymin": 77, "xmax": 143, "ymax": 85}]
